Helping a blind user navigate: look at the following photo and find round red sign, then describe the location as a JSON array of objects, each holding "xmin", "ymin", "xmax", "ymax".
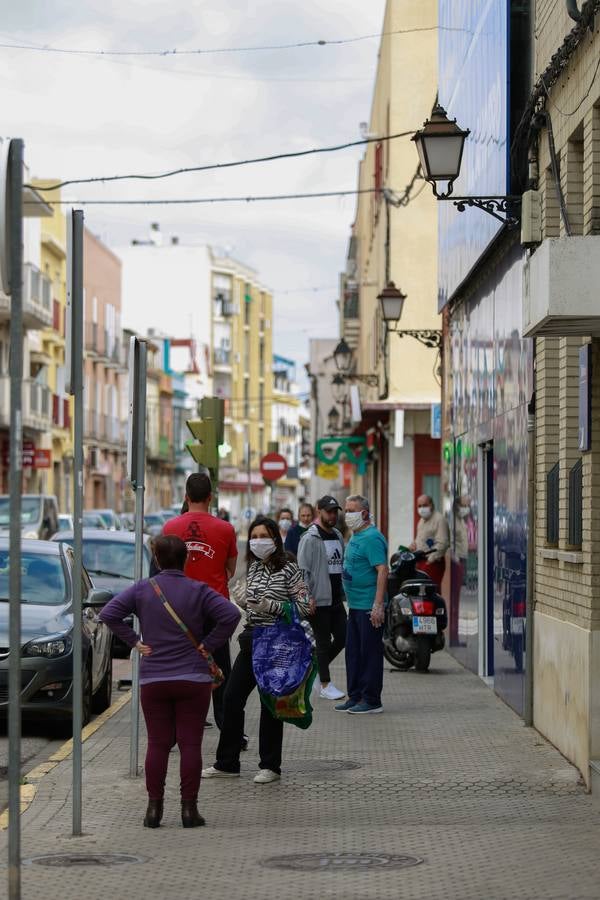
[{"xmin": 260, "ymin": 452, "xmax": 288, "ymax": 482}]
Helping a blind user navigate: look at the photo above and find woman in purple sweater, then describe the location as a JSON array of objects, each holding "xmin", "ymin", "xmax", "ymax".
[{"xmin": 99, "ymin": 534, "xmax": 240, "ymax": 829}]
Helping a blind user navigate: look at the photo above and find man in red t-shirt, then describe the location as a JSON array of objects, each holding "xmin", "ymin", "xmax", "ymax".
[{"xmin": 163, "ymin": 473, "xmax": 238, "ymax": 729}]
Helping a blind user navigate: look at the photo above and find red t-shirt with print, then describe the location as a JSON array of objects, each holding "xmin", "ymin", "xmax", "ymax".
[{"xmin": 163, "ymin": 511, "xmax": 237, "ymax": 598}]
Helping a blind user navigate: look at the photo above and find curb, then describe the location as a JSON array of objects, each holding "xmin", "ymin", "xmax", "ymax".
[{"xmin": 0, "ymin": 690, "xmax": 131, "ymax": 830}]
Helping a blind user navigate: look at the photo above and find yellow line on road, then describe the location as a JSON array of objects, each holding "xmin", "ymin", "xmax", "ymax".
[{"xmin": 0, "ymin": 690, "xmax": 131, "ymax": 830}]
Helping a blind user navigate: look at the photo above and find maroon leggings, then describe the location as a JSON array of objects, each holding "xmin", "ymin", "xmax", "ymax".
[{"xmin": 140, "ymin": 680, "xmax": 212, "ymax": 801}]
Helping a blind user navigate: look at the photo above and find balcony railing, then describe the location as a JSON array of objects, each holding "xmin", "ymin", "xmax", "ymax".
[
  {"xmin": 0, "ymin": 377, "xmax": 51, "ymax": 430},
  {"xmin": 214, "ymin": 347, "xmax": 231, "ymax": 366},
  {"xmin": 84, "ymin": 410, "xmax": 123, "ymax": 444},
  {"xmin": 568, "ymin": 458, "xmax": 583, "ymax": 548},
  {"xmin": 22, "ymin": 263, "xmax": 53, "ymax": 330},
  {"xmin": 546, "ymin": 462, "xmax": 559, "ymax": 545}
]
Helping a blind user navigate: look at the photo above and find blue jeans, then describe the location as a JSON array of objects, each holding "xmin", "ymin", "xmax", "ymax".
[{"xmin": 345, "ymin": 608, "xmax": 384, "ymax": 707}]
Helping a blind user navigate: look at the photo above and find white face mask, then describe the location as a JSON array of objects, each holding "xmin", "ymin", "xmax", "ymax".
[
  {"xmin": 458, "ymin": 506, "xmax": 470, "ymax": 518},
  {"xmin": 345, "ymin": 511, "xmax": 365, "ymax": 532},
  {"xmin": 250, "ymin": 538, "xmax": 276, "ymax": 560},
  {"xmin": 279, "ymin": 519, "xmax": 292, "ymax": 533},
  {"xmin": 418, "ymin": 506, "xmax": 433, "ymax": 520}
]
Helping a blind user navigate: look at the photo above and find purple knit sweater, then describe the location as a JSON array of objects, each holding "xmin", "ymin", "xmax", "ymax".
[{"xmin": 98, "ymin": 569, "xmax": 240, "ymax": 685}]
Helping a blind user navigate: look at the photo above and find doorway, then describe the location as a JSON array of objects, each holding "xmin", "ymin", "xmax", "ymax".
[{"xmin": 477, "ymin": 442, "xmax": 494, "ymax": 682}]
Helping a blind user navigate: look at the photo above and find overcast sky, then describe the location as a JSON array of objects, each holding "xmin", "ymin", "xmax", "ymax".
[{"xmin": 0, "ymin": 0, "xmax": 386, "ymax": 377}]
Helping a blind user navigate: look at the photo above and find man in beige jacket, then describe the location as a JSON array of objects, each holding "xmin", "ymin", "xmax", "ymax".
[{"xmin": 409, "ymin": 494, "xmax": 449, "ymax": 590}]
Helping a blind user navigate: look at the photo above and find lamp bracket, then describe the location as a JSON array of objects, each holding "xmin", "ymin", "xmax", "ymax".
[
  {"xmin": 344, "ymin": 373, "xmax": 380, "ymax": 388},
  {"xmin": 444, "ymin": 195, "xmax": 522, "ymax": 228},
  {"xmin": 393, "ymin": 329, "xmax": 443, "ymax": 350}
]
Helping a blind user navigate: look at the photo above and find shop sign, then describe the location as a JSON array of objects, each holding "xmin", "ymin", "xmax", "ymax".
[{"xmin": 316, "ymin": 463, "xmax": 339, "ymax": 481}]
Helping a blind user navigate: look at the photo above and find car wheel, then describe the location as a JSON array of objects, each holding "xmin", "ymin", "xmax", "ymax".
[{"xmin": 92, "ymin": 655, "xmax": 113, "ymax": 714}]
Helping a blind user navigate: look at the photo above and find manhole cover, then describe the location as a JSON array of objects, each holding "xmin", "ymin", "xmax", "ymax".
[
  {"xmin": 284, "ymin": 759, "xmax": 361, "ymax": 774},
  {"xmin": 24, "ymin": 853, "xmax": 146, "ymax": 868},
  {"xmin": 261, "ymin": 852, "xmax": 424, "ymax": 871}
]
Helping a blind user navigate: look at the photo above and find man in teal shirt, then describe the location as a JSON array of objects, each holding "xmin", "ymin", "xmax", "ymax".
[{"xmin": 336, "ymin": 494, "xmax": 388, "ymax": 714}]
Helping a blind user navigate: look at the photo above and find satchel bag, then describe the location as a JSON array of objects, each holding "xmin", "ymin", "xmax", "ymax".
[
  {"xmin": 149, "ymin": 577, "xmax": 224, "ymax": 689},
  {"xmin": 251, "ymin": 602, "xmax": 313, "ymax": 698}
]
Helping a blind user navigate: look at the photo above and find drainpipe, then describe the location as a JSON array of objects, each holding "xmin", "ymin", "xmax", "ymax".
[{"xmin": 524, "ymin": 347, "xmax": 536, "ymax": 728}]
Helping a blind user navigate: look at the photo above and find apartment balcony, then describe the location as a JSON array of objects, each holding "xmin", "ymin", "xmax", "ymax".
[
  {"xmin": 0, "ymin": 377, "xmax": 51, "ymax": 432},
  {"xmin": 52, "ymin": 394, "xmax": 72, "ymax": 431},
  {"xmin": 213, "ymin": 347, "xmax": 232, "ymax": 373},
  {"xmin": 84, "ymin": 410, "xmax": 123, "ymax": 445},
  {"xmin": 0, "ymin": 264, "xmax": 53, "ymax": 330},
  {"xmin": 159, "ymin": 434, "xmax": 174, "ymax": 461}
]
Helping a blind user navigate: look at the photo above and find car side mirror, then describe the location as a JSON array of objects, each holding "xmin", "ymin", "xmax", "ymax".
[{"xmin": 86, "ymin": 588, "xmax": 113, "ymax": 608}]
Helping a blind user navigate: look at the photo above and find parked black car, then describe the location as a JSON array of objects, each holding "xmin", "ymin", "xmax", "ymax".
[
  {"xmin": 0, "ymin": 539, "xmax": 113, "ymax": 726},
  {"xmin": 52, "ymin": 529, "xmax": 152, "ymax": 657}
]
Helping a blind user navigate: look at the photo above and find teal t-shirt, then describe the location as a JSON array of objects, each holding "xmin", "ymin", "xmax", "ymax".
[{"xmin": 342, "ymin": 526, "xmax": 388, "ymax": 610}]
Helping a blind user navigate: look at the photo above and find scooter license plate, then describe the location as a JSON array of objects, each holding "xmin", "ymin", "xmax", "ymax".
[{"xmin": 413, "ymin": 616, "xmax": 437, "ymax": 634}]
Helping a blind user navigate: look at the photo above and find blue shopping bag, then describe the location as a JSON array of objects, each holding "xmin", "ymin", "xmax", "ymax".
[{"xmin": 252, "ymin": 604, "xmax": 313, "ymax": 697}]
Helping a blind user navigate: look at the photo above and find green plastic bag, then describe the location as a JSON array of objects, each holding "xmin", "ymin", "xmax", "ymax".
[{"xmin": 258, "ymin": 654, "xmax": 318, "ymax": 730}]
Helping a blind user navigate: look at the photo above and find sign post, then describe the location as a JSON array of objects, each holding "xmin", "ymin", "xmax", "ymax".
[
  {"xmin": 7, "ymin": 137, "xmax": 23, "ymax": 900},
  {"xmin": 66, "ymin": 208, "xmax": 84, "ymax": 836},
  {"xmin": 126, "ymin": 337, "xmax": 147, "ymax": 777}
]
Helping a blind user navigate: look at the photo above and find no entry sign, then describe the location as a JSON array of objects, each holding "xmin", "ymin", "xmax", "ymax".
[{"xmin": 260, "ymin": 452, "xmax": 288, "ymax": 482}]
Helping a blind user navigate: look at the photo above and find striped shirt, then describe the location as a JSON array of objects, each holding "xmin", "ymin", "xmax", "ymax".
[{"xmin": 240, "ymin": 559, "xmax": 311, "ymax": 627}]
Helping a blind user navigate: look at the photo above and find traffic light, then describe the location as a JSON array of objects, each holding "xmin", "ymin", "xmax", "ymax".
[
  {"xmin": 185, "ymin": 417, "xmax": 219, "ymax": 469},
  {"xmin": 200, "ymin": 397, "xmax": 225, "ymax": 445}
]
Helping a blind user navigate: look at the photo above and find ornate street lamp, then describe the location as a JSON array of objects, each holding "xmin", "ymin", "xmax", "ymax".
[
  {"xmin": 327, "ymin": 405, "xmax": 341, "ymax": 434},
  {"xmin": 332, "ymin": 338, "xmax": 353, "ymax": 374},
  {"xmin": 331, "ymin": 373, "xmax": 347, "ymax": 404},
  {"xmin": 412, "ymin": 104, "xmax": 521, "ymax": 227},
  {"xmin": 377, "ymin": 282, "xmax": 406, "ymax": 325}
]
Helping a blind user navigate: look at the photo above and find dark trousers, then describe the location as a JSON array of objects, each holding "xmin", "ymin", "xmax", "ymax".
[
  {"xmin": 310, "ymin": 601, "xmax": 347, "ymax": 683},
  {"xmin": 214, "ymin": 631, "xmax": 284, "ymax": 774},
  {"xmin": 345, "ymin": 608, "xmax": 384, "ymax": 707},
  {"xmin": 211, "ymin": 641, "xmax": 231, "ymax": 729},
  {"xmin": 141, "ymin": 680, "xmax": 212, "ymax": 801}
]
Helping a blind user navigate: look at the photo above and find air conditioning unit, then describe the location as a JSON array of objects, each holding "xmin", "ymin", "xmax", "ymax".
[{"xmin": 222, "ymin": 302, "xmax": 234, "ymax": 317}]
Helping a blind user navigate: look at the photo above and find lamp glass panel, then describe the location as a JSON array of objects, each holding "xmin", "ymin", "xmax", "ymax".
[
  {"xmin": 421, "ymin": 134, "xmax": 464, "ymax": 180},
  {"xmin": 380, "ymin": 294, "xmax": 404, "ymax": 323}
]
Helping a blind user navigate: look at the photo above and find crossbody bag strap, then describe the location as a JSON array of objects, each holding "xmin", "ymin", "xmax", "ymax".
[{"xmin": 148, "ymin": 577, "xmax": 224, "ymax": 687}]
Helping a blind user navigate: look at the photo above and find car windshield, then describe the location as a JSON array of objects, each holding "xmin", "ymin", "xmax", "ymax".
[
  {"xmin": 144, "ymin": 514, "xmax": 163, "ymax": 526},
  {"xmin": 0, "ymin": 497, "xmax": 42, "ymax": 527},
  {"xmin": 92, "ymin": 511, "xmax": 114, "ymax": 528},
  {"xmin": 59, "ymin": 538, "xmax": 148, "ymax": 580},
  {"xmin": 58, "ymin": 517, "xmax": 71, "ymax": 531},
  {"xmin": 0, "ymin": 552, "xmax": 66, "ymax": 605},
  {"xmin": 82, "ymin": 514, "xmax": 105, "ymax": 528}
]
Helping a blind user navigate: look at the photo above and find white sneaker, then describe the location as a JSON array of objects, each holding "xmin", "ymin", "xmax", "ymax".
[
  {"xmin": 202, "ymin": 766, "xmax": 240, "ymax": 778},
  {"xmin": 319, "ymin": 683, "xmax": 345, "ymax": 701},
  {"xmin": 253, "ymin": 769, "xmax": 281, "ymax": 784}
]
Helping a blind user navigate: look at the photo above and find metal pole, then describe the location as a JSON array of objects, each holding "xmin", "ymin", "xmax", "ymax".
[
  {"xmin": 246, "ymin": 439, "xmax": 252, "ymax": 529},
  {"xmin": 130, "ymin": 340, "xmax": 146, "ymax": 777},
  {"xmin": 70, "ymin": 209, "xmax": 84, "ymax": 836},
  {"xmin": 8, "ymin": 137, "xmax": 24, "ymax": 900}
]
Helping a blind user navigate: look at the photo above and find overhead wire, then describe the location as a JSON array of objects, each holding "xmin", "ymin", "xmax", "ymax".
[
  {"xmin": 28, "ymin": 131, "xmax": 418, "ymax": 192},
  {"xmin": 31, "ymin": 188, "xmax": 382, "ymax": 207}
]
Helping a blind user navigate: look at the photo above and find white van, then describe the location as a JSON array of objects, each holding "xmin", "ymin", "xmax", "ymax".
[{"xmin": 0, "ymin": 494, "xmax": 59, "ymax": 539}]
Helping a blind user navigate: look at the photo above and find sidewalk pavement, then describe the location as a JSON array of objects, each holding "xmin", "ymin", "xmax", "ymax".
[{"xmin": 1, "ymin": 652, "xmax": 599, "ymax": 900}]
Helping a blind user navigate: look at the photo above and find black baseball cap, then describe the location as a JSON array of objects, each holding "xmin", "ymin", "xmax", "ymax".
[{"xmin": 317, "ymin": 495, "xmax": 342, "ymax": 511}]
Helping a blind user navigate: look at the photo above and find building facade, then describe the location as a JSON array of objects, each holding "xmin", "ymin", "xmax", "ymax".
[
  {"xmin": 439, "ymin": 0, "xmax": 532, "ymax": 717},
  {"xmin": 339, "ymin": 0, "xmax": 441, "ymax": 545},
  {"xmin": 520, "ymin": 0, "xmax": 600, "ymax": 787},
  {"xmin": 270, "ymin": 354, "xmax": 305, "ymax": 511}
]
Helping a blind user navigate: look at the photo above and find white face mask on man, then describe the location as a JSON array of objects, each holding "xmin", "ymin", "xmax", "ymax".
[
  {"xmin": 250, "ymin": 538, "xmax": 276, "ymax": 560},
  {"xmin": 457, "ymin": 505, "xmax": 470, "ymax": 518},
  {"xmin": 278, "ymin": 518, "xmax": 292, "ymax": 533},
  {"xmin": 345, "ymin": 511, "xmax": 365, "ymax": 532},
  {"xmin": 418, "ymin": 506, "xmax": 433, "ymax": 520}
]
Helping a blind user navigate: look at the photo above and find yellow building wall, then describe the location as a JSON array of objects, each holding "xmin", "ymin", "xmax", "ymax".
[{"xmin": 352, "ymin": 0, "xmax": 439, "ymax": 405}]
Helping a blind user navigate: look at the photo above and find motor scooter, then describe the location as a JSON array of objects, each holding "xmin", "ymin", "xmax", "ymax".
[{"xmin": 384, "ymin": 548, "xmax": 447, "ymax": 672}]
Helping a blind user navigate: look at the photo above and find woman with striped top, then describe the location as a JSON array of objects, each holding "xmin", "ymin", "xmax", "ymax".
[{"xmin": 202, "ymin": 515, "xmax": 311, "ymax": 784}]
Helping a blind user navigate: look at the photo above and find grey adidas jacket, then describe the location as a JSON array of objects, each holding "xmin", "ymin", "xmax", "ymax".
[{"xmin": 297, "ymin": 523, "xmax": 345, "ymax": 608}]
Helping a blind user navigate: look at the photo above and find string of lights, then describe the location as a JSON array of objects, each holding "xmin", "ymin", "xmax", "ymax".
[
  {"xmin": 31, "ymin": 188, "xmax": 381, "ymax": 207},
  {"xmin": 27, "ymin": 130, "xmax": 417, "ymax": 192},
  {"xmin": 0, "ymin": 25, "xmax": 467, "ymax": 60}
]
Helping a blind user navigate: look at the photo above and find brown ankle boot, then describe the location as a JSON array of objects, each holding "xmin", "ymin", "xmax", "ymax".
[
  {"xmin": 181, "ymin": 799, "xmax": 205, "ymax": 828},
  {"xmin": 143, "ymin": 799, "xmax": 163, "ymax": 828}
]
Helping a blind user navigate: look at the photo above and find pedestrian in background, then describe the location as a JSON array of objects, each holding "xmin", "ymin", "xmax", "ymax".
[
  {"xmin": 202, "ymin": 515, "xmax": 312, "ymax": 784},
  {"xmin": 99, "ymin": 535, "xmax": 240, "ymax": 828},
  {"xmin": 336, "ymin": 495, "xmax": 388, "ymax": 715},
  {"xmin": 285, "ymin": 502, "xmax": 315, "ymax": 556},
  {"xmin": 409, "ymin": 494, "xmax": 450, "ymax": 590},
  {"xmin": 276, "ymin": 507, "xmax": 294, "ymax": 543},
  {"xmin": 163, "ymin": 473, "xmax": 238, "ymax": 731},
  {"xmin": 298, "ymin": 496, "xmax": 347, "ymax": 700}
]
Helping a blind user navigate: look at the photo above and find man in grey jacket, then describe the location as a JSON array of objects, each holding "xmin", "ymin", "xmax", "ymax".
[{"xmin": 298, "ymin": 495, "xmax": 347, "ymax": 700}]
